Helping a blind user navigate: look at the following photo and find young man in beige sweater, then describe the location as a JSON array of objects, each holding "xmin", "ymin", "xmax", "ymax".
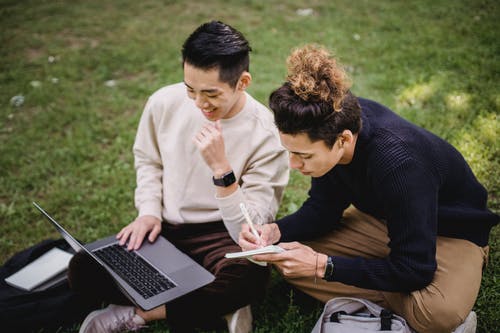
[{"xmin": 70, "ymin": 21, "xmax": 289, "ymax": 333}]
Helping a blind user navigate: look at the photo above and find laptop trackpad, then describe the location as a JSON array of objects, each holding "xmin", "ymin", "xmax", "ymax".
[{"xmin": 137, "ymin": 236, "xmax": 192, "ymax": 273}]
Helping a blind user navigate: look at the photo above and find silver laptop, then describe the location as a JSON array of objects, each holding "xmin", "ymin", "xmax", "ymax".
[{"xmin": 33, "ymin": 202, "xmax": 215, "ymax": 311}]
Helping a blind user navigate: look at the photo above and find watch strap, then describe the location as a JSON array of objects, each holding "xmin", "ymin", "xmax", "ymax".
[
  {"xmin": 323, "ymin": 256, "xmax": 334, "ymax": 281},
  {"xmin": 212, "ymin": 170, "xmax": 236, "ymax": 187}
]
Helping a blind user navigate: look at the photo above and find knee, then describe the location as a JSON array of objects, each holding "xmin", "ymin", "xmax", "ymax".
[
  {"xmin": 405, "ymin": 296, "xmax": 465, "ymax": 333},
  {"xmin": 67, "ymin": 252, "xmax": 93, "ymax": 291},
  {"xmin": 216, "ymin": 258, "xmax": 270, "ymax": 302},
  {"xmin": 68, "ymin": 252, "xmax": 109, "ymax": 292}
]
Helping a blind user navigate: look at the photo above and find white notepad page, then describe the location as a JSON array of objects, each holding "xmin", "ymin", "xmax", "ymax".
[
  {"xmin": 225, "ymin": 245, "xmax": 284, "ymax": 258},
  {"xmin": 5, "ymin": 247, "xmax": 74, "ymax": 291},
  {"xmin": 225, "ymin": 245, "xmax": 284, "ymax": 266}
]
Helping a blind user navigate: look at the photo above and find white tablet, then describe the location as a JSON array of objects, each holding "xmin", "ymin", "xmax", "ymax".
[{"xmin": 5, "ymin": 247, "xmax": 73, "ymax": 291}]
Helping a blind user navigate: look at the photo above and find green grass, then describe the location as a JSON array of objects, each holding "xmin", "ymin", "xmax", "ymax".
[{"xmin": 1, "ymin": 0, "xmax": 498, "ymax": 331}]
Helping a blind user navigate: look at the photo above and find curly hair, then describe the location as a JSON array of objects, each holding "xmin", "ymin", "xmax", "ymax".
[
  {"xmin": 287, "ymin": 44, "xmax": 350, "ymax": 112},
  {"xmin": 269, "ymin": 45, "xmax": 361, "ymax": 148}
]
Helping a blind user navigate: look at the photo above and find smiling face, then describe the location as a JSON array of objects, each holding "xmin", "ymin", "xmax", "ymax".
[
  {"xmin": 280, "ymin": 132, "xmax": 356, "ymax": 177},
  {"xmin": 183, "ymin": 62, "xmax": 250, "ymax": 121}
]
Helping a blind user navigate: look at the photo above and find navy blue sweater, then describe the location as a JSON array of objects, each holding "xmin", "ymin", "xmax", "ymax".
[{"xmin": 276, "ymin": 98, "xmax": 499, "ymax": 292}]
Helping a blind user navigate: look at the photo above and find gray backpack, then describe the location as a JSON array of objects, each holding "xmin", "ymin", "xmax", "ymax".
[{"xmin": 311, "ymin": 297, "xmax": 413, "ymax": 333}]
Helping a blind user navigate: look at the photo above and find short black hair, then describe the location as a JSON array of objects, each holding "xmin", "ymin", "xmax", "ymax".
[{"xmin": 182, "ymin": 21, "xmax": 251, "ymax": 87}]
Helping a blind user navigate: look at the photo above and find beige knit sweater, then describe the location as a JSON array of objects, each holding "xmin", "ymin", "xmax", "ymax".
[{"xmin": 133, "ymin": 83, "xmax": 289, "ymax": 242}]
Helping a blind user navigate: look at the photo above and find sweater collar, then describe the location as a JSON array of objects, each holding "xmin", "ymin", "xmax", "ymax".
[
  {"xmin": 357, "ymin": 108, "xmax": 371, "ymax": 147},
  {"xmin": 349, "ymin": 107, "xmax": 371, "ymax": 165},
  {"xmin": 220, "ymin": 92, "xmax": 252, "ymax": 125}
]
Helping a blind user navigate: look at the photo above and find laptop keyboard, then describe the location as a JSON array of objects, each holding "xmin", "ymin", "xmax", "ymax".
[{"xmin": 94, "ymin": 244, "xmax": 176, "ymax": 299}]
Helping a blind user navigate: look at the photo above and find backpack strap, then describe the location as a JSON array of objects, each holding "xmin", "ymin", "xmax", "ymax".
[
  {"xmin": 329, "ymin": 311, "xmax": 347, "ymax": 323},
  {"xmin": 380, "ymin": 308, "xmax": 394, "ymax": 330}
]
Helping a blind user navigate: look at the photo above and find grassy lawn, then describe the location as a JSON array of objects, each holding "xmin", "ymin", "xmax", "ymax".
[{"xmin": 1, "ymin": 0, "xmax": 498, "ymax": 332}]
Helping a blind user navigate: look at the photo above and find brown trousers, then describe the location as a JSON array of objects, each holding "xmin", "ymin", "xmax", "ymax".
[
  {"xmin": 68, "ymin": 221, "xmax": 270, "ymax": 333},
  {"xmin": 285, "ymin": 207, "xmax": 488, "ymax": 333}
]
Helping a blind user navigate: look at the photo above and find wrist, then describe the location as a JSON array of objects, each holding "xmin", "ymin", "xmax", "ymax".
[
  {"xmin": 317, "ymin": 253, "xmax": 328, "ymax": 279},
  {"xmin": 212, "ymin": 162, "xmax": 231, "ymax": 178},
  {"xmin": 213, "ymin": 170, "xmax": 236, "ymax": 187},
  {"xmin": 271, "ymin": 223, "xmax": 282, "ymax": 244}
]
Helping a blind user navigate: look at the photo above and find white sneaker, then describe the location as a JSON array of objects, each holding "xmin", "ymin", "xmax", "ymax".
[
  {"xmin": 452, "ymin": 311, "xmax": 477, "ymax": 333},
  {"xmin": 79, "ymin": 304, "xmax": 146, "ymax": 333},
  {"xmin": 224, "ymin": 305, "xmax": 253, "ymax": 333}
]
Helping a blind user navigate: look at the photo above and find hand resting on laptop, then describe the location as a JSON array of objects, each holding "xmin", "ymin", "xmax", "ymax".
[{"xmin": 117, "ymin": 215, "xmax": 162, "ymax": 251}]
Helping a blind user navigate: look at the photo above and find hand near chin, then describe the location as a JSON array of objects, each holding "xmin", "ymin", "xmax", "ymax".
[{"xmin": 193, "ymin": 120, "xmax": 230, "ymax": 174}]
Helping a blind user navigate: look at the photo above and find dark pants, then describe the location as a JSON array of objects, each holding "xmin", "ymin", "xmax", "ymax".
[{"xmin": 68, "ymin": 221, "xmax": 270, "ymax": 332}]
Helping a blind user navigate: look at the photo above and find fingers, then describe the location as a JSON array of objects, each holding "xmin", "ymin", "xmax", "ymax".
[
  {"xmin": 117, "ymin": 225, "xmax": 134, "ymax": 246},
  {"xmin": 128, "ymin": 228, "xmax": 146, "ymax": 250},
  {"xmin": 277, "ymin": 241, "xmax": 301, "ymax": 251},
  {"xmin": 214, "ymin": 120, "xmax": 222, "ymax": 132},
  {"xmin": 116, "ymin": 226, "xmax": 126, "ymax": 242},
  {"xmin": 259, "ymin": 229, "xmax": 272, "ymax": 247},
  {"xmin": 238, "ymin": 224, "xmax": 262, "ymax": 250},
  {"xmin": 267, "ymin": 244, "xmax": 319, "ymax": 278},
  {"xmin": 194, "ymin": 122, "xmax": 221, "ymax": 144},
  {"xmin": 192, "ymin": 122, "xmax": 230, "ymax": 174},
  {"xmin": 116, "ymin": 216, "xmax": 161, "ymax": 251},
  {"xmin": 252, "ymin": 253, "xmax": 282, "ymax": 263},
  {"xmin": 255, "ymin": 223, "xmax": 280, "ymax": 246},
  {"xmin": 241, "ymin": 234, "xmax": 261, "ymax": 248},
  {"xmin": 148, "ymin": 224, "xmax": 161, "ymax": 243},
  {"xmin": 247, "ymin": 226, "xmax": 264, "ymax": 246}
]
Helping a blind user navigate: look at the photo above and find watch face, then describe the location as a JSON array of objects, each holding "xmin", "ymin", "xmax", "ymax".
[
  {"xmin": 223, "ymin": 171, "xmax": 236, "ymax": 186},
  {"xmin": 213, "ymin": 171, "xmax": 236, "ymax": 187}
]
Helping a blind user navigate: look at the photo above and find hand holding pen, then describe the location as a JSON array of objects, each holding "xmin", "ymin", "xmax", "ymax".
[
  {"xmin": 240, "ymin": 203, "xmax": 261, "ymax": 243},
  {"xmin": 237, "ymin": 203, "xmax": 283, "ymax": 255}
]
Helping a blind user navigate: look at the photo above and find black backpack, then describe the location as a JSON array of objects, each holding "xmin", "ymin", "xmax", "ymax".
[{"xmin": 0, "ymin": 238, "xmax": 95, "ymax": 332}]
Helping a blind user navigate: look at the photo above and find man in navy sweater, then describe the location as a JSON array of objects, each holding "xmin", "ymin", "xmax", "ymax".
[{"xmin": 238, "ymin": 45, "xmax": 498, "ymax": 333}]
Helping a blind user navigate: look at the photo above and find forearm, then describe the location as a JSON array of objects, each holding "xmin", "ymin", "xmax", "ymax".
[
  {"xmin": 325, "ymin": 254, "xmax": 435, "ymax": 292},
  {"xmin": 218, "ymin": 154, "xmax": 288, "ymax": 242},
  {"xmin": 133, "ymin": 101, "xmax": 164, "ymax": 219},
  {"xmin": 276, "ymin": 202, "xmax": 342, "ymax": 242},
  {"xmin": 218, "ymin": 186, "xmax": 276, "ymax": 243},
  {"xmin": 134, "ymin": 164, "xmax": 163, "ymax": 220},
  {"xmin": 134, "ymin": 139, "xmax": 163, "ymax": 219}
]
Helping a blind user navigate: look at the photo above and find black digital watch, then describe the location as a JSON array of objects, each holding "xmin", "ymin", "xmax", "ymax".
[
  {"xmin": 323, "ymin": 256, "xmax": 334, "ymax": 281},
  {"xmin": 212, "ymin": 170, "xmax": 236, "ymax": 187}
]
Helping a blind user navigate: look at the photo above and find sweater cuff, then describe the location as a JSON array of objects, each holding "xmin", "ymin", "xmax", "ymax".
[
  {"xmin": 216, "ymin": 187, "xmax": 246, "ymax": 243},
  {"xmin": 216, "ymin": 186, "xmax": 246, "ymax": 217},
  {"xmin": 137, "ymin": 201, "xmax": 163, "ymax": 221},
  {"xmin": 326, "ymin": 256, "xmax": 354, "ymax": 284}
]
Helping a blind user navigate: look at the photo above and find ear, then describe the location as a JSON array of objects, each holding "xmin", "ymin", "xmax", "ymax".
[
  {"xmin": 237, "ymin": 72, "xmax": 252, "ymax": 91},
  {"xmin": 338, "ymin": 130, "xmax": 354, "ymax": 148}
]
